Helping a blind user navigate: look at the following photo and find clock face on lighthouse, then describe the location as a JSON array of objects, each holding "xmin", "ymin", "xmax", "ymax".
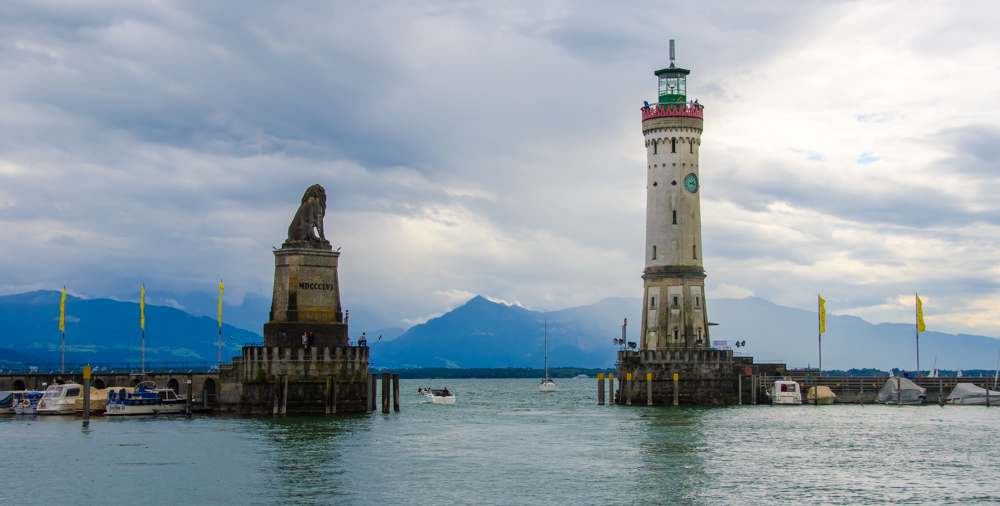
[{"xmin": 684, "ymin": 173, "xmax": 699, "ymax": 193}]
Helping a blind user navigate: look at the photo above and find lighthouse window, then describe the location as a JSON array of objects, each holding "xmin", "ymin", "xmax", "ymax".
[
  {"xmin": 654, "ymin": 142, "xmax": 658, "ymax": 155},
  {"xmin": 672, "ymin": 210, "xmax": 677, "ymax": 224},
  {"xmin": 672, "ymin": 296, "xmax": 679, "ymax": 307},
  {"xmin": 690, "ymin": 142, "xmax": 694, "ymax": 154},
  {"xmin": 671, "ymin": 138, "xmax": 677, "ymax": 153},
  {"xmin": 650, "ymin": 296, "xmax": 656, "ymax": 309},
  {"xmin": 652, "ymin": 245, "xmax": 657, "ymax": 260},
  {"xmin": 693, "ymin": 245, "xmax": 697, "ymax": 260},
  {"xmin": 674, "ymin": 329, "xmax": 679, "ymax": 340},
  {"xmin": 695, "ymin": 296, "xmax": 700, "ymax": 307},
  {"xmin": 653, "ymin": 181, "xmax": 658, "ymax": 187}
]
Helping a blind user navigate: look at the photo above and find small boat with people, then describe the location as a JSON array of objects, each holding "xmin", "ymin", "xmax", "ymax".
[
  {"xmin": 105, "ymin": 383, "xmax": 186, "ymax": 416},
  {"xmin": 425, "ymin": 387, "xmax": 456, "ymax": 404},
  {"xmin": 37, "ymin": 383, "xmax": 84, "ymax": 415},
  {"xmin": 768, "ymin": 380, "xmax": 802, "ymax": 405},
  {"xmin": 14, "ymin": 392, "xmax": 44, "ymax": 415}
]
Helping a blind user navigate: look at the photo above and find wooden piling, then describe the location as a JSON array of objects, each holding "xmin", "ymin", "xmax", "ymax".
[
  {"xmin": 187, "ymin": 376, "xmax": 193, "ymax": 415},
  {"xmin": 325, "ymin": 375, "xmax": 332, "ymax": 414},
  {"xmin": 938, "ymin": 380, "xmax": 943, "ymax": 407},
  {"xmin": 273, "ymin": 376, "xmax": 280, "ymax": 415},
  {"xmin": 82, "ymin": 366, "xmax": 91, "ymax": 423},
  {"xmin": 646, "ymin": 372, "xmax": 653, "ymax": 406},
  {"xmin": 897, "ymin": 377, "xmax": 902, "ymax": 406},
  {"xmin": 673, "ymin": 373, "xmax": 679, "ymax": 406},
  {"xmin": 282, "ymin": 375, "xmax": 288, "ymax": 414},
  {"xmin": 609, "ymin": 373, "xmax": 614, "ymax": 405},
  {"xmin": 597, "ymin": 373, "xmax": 605, "ymax": 405},
  {"xmin": 366, "ymin": 373, "xmax": 373, "ymax": 414},
  {"xmin": 738, "ymin": 374, "xmax": 742, "ymax": 405},
  {"xmin": 382, "ymin": 373, "xmax": 390, "ymax": 414},
  {"xmin": 626, "ymin": 373, "xmax": 632, "ymax": 406},
  {"xmin": 393, "ymin": 374, "xmax": 400, "ymax": 412},
  {"xmin": 332, "ymin": 380, "xmax": 337, "ymax": 414}
]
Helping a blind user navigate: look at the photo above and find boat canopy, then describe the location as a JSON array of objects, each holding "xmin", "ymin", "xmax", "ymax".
[
  {"xmin": 807, "ymin": 386, "xmax": 837, "ymax": 400},
  {"xmin": 946, "ymin": 383, "xmax": 1000, "ymax": 403},
  {"xmin": 876, "ymin": 377, "xmax": 927, "ymax": 404},
  {"xmin": 0, "ymin": 391, "xmax": 13, "ymax": 409}
]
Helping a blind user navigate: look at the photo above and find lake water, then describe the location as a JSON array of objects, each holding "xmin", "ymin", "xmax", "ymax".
[{"xmin": 3, "ymin": 378, "xmax": 999, "ymax": 505}]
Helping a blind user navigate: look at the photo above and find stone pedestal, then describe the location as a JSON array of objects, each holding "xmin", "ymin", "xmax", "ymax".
[{"xmin": 264, "ymin": 248, "xmax": 348, "ymax": 348}]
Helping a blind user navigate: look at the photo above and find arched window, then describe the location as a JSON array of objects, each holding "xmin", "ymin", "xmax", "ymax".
[
  {"xmin": 690, "ymin": 141, "xmax": 694, "ymax": 154},
  {"xmin": 652, "ymin": 245, "xmax": 657, "ymax": 260},
  {"xmin": 671, "ymin": 138, "xmax": 677, "ymax": 153},
  {"xmin": 653, "ymin": 140, "xmax": 658, "ymax": 155},
  {"xmin": 672, "ymin": 210, "xmax": 677, "ymax": 224},
  {"xmin": 693, "ymin": 245, "xmax": 697, "ymax": 260}
]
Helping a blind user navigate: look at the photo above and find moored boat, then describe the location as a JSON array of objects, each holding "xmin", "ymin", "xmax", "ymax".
[
  {"xmin": 37, "ymin": 383, "xmax": 84, "ymax": 415},
  {"xmin": 876, "ymin": 376, "xmax": 926, "ymax": 405},
  {"xmin": 105, "ymin": 383, "xmax": 186, "ymax": 416},
  {"xmin": 806, "ymin": 386, "xmax": 837, "ymax": 405},
  {"xmin": 537, "ymin": 310, "xmax": 558, "ymax": 392},
  {"xmin": 75, "ymin": 387, "xmax": 132, "ymax": 416},
  {"xmin": 0, "ymin": 391, "xmax": 15, "ymax": 414},
  {"xmin": 945, "ymin": 383, "xmax": 1000, "ymax": 405},
  {"xmin": 13, "ymin": 392, "xmax": 43, "ymax": 415},
  {"xmin": 425, "ymin": 388, "xmax": 456, "ymax": 404},
  {"xmin": 768, "ymin": 380, "xmax": 802, "ymax": 405}
]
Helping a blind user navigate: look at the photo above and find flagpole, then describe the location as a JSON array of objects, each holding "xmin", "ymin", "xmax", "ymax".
[
  {"xmin": 218, "ymin": 279, "xmax": 224, "ymax": 370},
  {"xmin": 61, "ymin": 286, "xmax": 66, "ymax": 375},
  {"xmin": 915, "ymin": 293, "xmax": 920, "ymax": 378},
  {"xmin": 818, "ymin": 294, "xmax": 822, "ymax": 378},
  {"xmin": 141, "ymin": 284, "xmax": 145, "ymax": 376}
]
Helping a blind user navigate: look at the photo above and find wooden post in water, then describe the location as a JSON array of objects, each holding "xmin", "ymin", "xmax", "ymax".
[
  {"xmin": 673, "ymin": 373, "xmax": 679, "ymax": 406},
  {"xmin": 859, "ymin": 378, "xmax": 864, "ymax": 406},
  {"xmin": 393, "ymin": 374, "xmax": 400, "ymax": 412},
  {"xmin": 82, "ymin": 366, "xmax": 91, "ymax": 423},
  {"xmin": 187, "ymin": 376, "xmax": 193, "ymax": 415},
  {"xmin": 273, "ymin": 377, "xmax": 280, "ymax": 415},
  {"xmin": 382, "ymin": 373, "xmax": 390, "ymax": 414},
  {"xmin": 366, "ymin": 373, "xmax": 373, "ymax": 414},
  {"xmin": 646, "ymin": 372, "xmax": 653, "ymax": 406},
  {"xmin": 938, "ymin": 380, "xmax": 943, "ymax": 407},
  {"xmin": 897, "ymin": 376, "xmax": 902, "ymax": 406},
  {"xmin": 609, "ymin": 373, "xmax": 614, "ymax": 405},
  {"xmin": 282, "ymin": 375, "xmax": 289, "ymax": 414},
  {"xmin": 332, "ymin": 380, "xmax": 337, "ymax": 414},
  {"xmin": 626, "ymin": 373, "xmax": 632, "ymax": 406},
  {"xmin": 325, "ymin": 375, "xmax": 332, "ymax": 414},
  {"xmin": 597, "ymin": 373, "xmax": 605, "ymax": 405},
  {"xmin": 738, "ymin": 374, "xmax": 742, "ymax": 405}
]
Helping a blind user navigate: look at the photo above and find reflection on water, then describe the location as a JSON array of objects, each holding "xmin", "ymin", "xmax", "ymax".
[{"xmin": 2, "ymin": 379, "xmax": 999, "ymax": 505}]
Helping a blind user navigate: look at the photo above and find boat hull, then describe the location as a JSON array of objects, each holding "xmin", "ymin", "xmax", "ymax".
[
  {"xmin": 805, "ymin": 397, "xmax": 836, "ymax": 405},
  {"xmin": 36, "ymin": 401, "xmax": 77, "ymax": 415},
  {"xmin": 426, "ymin": 395, "xmax": 456, "ymax": 404},
  {"xmin": 538, "ymin": 383, "xmax": 558, "ymax": 392},
  {"xmin": 105, "ymin": 399, "xmax": 186, "ymax": 416}
]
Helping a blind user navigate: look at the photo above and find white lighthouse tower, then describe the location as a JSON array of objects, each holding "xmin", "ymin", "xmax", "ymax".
[{"xmin": 639, "ymin": 40, "xmax": 709, "ymax": 352}]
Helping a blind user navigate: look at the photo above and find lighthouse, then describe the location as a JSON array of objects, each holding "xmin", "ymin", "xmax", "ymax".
[{"xmin": 639, "ymin": 40, "xmax": 709, "ymax": 352}]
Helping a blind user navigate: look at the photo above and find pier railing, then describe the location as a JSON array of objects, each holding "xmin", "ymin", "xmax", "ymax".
[{"xmin": 0, "ymin": 361, "xmax": 231, "ymax": 375}]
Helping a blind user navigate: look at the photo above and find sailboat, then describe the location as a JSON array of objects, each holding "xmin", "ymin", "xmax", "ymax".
[{"xmin": 539, "ymin": 310, "xmax": 557, "ymax": 392}]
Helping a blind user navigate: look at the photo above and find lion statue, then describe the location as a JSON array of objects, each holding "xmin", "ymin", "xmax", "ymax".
[{"xmin": 284, "ymin": 184, "xmax": 330, "ymax": 248}]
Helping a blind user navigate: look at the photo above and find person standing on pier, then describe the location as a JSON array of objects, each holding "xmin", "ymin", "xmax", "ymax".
[{"xmin": 301, "ymin": 332, "xmax": 308, "ymax": 350}]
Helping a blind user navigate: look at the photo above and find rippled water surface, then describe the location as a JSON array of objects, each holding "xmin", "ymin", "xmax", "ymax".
[{"xmin": 3, "ymin": 378, "xmax": 999, "ymax": 505}]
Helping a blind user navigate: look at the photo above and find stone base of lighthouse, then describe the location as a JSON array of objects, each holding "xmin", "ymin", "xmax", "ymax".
[{"xmin": 640, "ymin": 266, "xmax": 710, "ymax": 351}]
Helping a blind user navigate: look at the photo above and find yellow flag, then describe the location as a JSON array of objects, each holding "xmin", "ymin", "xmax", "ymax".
[
  {"xmin": 916, "ymin": 294, "xmax": 926, "ymax": 333},
  {"xmin": 59, "ymin": 287, "xmax": 66, "ymax": 331},
  {"xmin": 140, "ymin": 284, "xmax": 145, "ymax": 330},
  {"xmin": 218, "ymin": 280, "xmax": 224, "ymax": 328},
  {"xmin": 818, "ymin": 295, "xmax": 826, "ymax": 334}
]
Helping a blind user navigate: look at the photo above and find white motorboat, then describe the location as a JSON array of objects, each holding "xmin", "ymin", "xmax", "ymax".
[
  {"xmin": 425, "ymin": 388, "xmax": 456, "ymax": 404},
  {"xmin": 945, "ymin": 383, "xmax": 1000, "ymax": 405},
  {"xmin": 37, "ymin": 383, "xmax": 84, "ymax": 415},
  {"xmin": 14, "ymin": 392, "xmax": 43, "ymax": 415},
  {"xmin": 768, "ymin": 380, "xmax": 802, "ymax": 405},
  {"xmin": 105, "ymin": 383, "xmax": 186, "ymax": 416},
  {"xmin": 538, "ymin": 310, "xmax": 558, "ymax": 392}
]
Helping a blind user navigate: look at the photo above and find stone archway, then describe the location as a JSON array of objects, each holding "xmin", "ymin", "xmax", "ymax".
[
  {"xmin": 93, "ymin": 379, "xmax": 106, "ymax": 389},
  {"xmin": 167, "ymin": 378, "xmax": 180, "ymax": 393},
  {"xmin": 12, "ymin": 379, "xmax": 25, "ymax": 390}
]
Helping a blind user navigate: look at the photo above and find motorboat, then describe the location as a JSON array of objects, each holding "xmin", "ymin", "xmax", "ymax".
[
  {"xmin": 806, "ymin": 386, "xmax": 837, "ymax": 405},
  {"xmin": 876, "ymin": 376, "xmax": 927, "ymax": 405},
  {"xmin": 37, "ymin": 383, "xmax": 84, "ymax": 415},
  {"xmin": 105, "ymin": 384, "xmax": 186, "ymax": 415},
  {"xmin": 574, "ymin": 374, "xmax": 589, "ymax": 379},
  {"xmin": 538, "ymin": 310, "xmax": 558, "ymax": 392},
  {"xmin": 768, "ymin": 380, "xmax": 802, "ymax": 405},
  {"xmin": 425, "ymin": 388, "xmax": 456, "ymax": 404},
  {"xmin": 0, "ymin": 391, "xmax": 15, "ymax": 414},
  {"xmin": 75, "ymin": 387, "xmax": 133, "ymax": 416},
  {"xmin": 945, "ymin": 383, "xmax": 1000, "ymax": 405},
  {"xmin": 14, "ymin": 392, "xmax": 43, "ymax": 415}
]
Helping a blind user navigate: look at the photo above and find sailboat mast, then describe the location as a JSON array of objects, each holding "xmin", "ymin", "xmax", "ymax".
[{"xmin": 544, "ymin": 310, "xmax": 548, "ymax": 380}]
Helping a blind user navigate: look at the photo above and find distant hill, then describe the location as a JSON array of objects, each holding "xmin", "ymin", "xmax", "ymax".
[
  {"xmin": 0, "ymin": 290, "xmax": 261, "ymax": 363},
  {"xmin": 709, "ymin": 297, "xmax": 1000, "ymax": 371},
  {"xmin": 1, "ymin": 290, "xmax": 997, "ymax": 370}
]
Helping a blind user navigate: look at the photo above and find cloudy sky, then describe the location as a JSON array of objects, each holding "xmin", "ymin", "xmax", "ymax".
[{"xmin": 2, "ymin": 0, "xmax": 999, "ymax": 335}]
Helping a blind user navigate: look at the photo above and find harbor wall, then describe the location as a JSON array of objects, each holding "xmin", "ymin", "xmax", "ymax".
[
  {"xmin": 229, "ymin": 344, "xmax": 370, "ymax": 414},
  {"xmin": 0, "ymin": 371, "xmax": 222, "ymax": 404}
]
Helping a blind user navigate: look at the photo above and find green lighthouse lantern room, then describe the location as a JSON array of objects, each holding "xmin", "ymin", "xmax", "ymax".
[{"xmin": 655, "ymin": 40, "xmax": 689, "ymax": 104}]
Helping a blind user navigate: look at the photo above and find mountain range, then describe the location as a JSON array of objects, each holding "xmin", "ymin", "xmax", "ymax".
[{"xmin": 1, "ymin": 290, "xmax": 998, "ymax": 371}]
